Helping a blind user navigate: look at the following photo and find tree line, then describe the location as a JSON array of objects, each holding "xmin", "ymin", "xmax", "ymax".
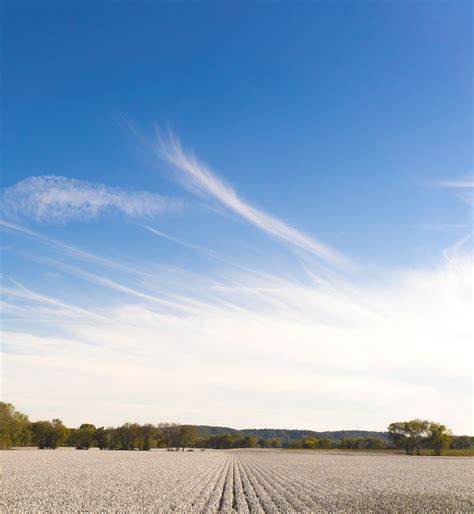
[{"xmin": 1, "ymin": 403, "xmax": 471, "ymax": 455}]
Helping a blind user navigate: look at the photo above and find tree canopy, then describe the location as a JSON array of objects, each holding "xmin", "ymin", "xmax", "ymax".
[{"xmin": 1, "ymin": 402, "xmax": 469, "ymax": 455}]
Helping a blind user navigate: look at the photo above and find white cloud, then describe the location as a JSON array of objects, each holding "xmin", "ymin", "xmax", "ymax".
[
  {"xmin": 155, "ymin": 131, "xmax": 349, "ymax": 267},
  {"xmin": 434, "ymin": 177, "xmax": 474, "ymax": 206},
  {"xmin": 0, "ymin": 219, "xmax": 149, "ymax": 277},
  {"xmin": 2, "ymin": 240, "xmax": 472, "ymax": 433},
  {"xmin": 1, "ymin": 175, "xmax": 181, "ymax": 222},
  {"xmin": 434, "ymin": 179, "xmax": 474, "ymax": 188}
]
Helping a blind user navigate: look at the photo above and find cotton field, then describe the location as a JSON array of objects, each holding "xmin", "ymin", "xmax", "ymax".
[{"xmin": 1, "ymin": 449, "xmax": 472, "ymax": 513}]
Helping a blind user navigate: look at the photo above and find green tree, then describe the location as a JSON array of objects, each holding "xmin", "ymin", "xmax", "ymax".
[
  {"xmin": 0, "ymin": 402, "xmax": 31, "ymax": 448},
  {"xmin": 73, "ymin": 424, "xmax": 97, "ymax": 449},
  {"xmin": 31, "ymin": 421, "xmax": 52, "ymax": 449},
  {"xmin": 0, "ymin": 402, "xmax": 15, "ymax": 448},
  {"xmin": 157, "ymin": 423, "xmax": 195, "ymax": 451},
  {"xmin": 116, "ymin": 423, "xmax": 142, "ymax": 450},
  {"xmin": 317, "ymin": 438, "xmax": 331, "ymax": 449},
  {"xmin": 94, "ymin": 427, "xmax": 111, "ymax": 450},
  {"xmin": 388, "ymin": 420, "xmax": 430, "ymax": 455},
  {"xmin": 177, "ymin": 425, "xmax": 196, "ymax": 450},
  {"xmin": 157, "ymin": 423, "xmax": 179, "ymax": 451},
  {"xmin": 140, "ymin": 424, "xmax": 157, "ymax": 451},
  {"xmin": 365, "ymin": 437, "xmax": 386, "ymax": 449},
  {"xmin": 338, "ymin": 438, "xmax": 357, "ymax": 449},
  {"xmin": 302, "ymin": 437, "xmax": 319, "ymax": 449},
  {"xmin": 51, "ymin": 419, "xmax": 69, "ymax": 448},
  {"xmin": 427, "ymin": 423, "xmax": 452, "ymax": 456},
  {"xmin": 31, "ymin": 419, "xmax": 68, "ymax": 449},
  {"xmin": 238, "ymin": 435, "xmax": 257, "ymax": 448},
  {"xmin": 205, "ymin": 434, "xmax": 233, "ymax": 449}
]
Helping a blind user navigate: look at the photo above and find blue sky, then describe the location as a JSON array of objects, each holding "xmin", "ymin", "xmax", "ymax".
[{"xmin": 1, "ymin": 1, "xmax": 472, "ymax": 433}]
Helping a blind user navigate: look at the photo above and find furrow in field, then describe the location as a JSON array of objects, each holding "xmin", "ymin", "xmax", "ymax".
[
  {"xmin": 218, "ymin": 453, "xmax": 235, "ymax": 513},
  {"xmin": 231, "ymin": 452, "xmax": 250, "ymax": 514},
  {"xmin": 187, "ymin": 454, "xmax": 229, "ymax": 512},
  {"xmin": 239, "ymin": 453, "xmax": 317, "ymax": 512},
  {"xmin": 237, "ymin": 454, "xmax": 288, "ymax": 513},
  {"xmin": 254, "ymin": 457, "xmax": 329, "ymax": 501},
  {"xmin": 201, "ymin": 454, "xmax": 232, "ymax": 514},
  {"xmin": 235, "ymin": 454, "xmax": 264, "ymax": 513},
  {"xmin": 248, "ymin": 453, "xmax": 327, "ymax": 510},
  {"xmin": 173, "ymin": 453, "xmax": 225, "ymax": 510},
  {"xmin": 238, "ymin": 453, "xmax": 306, "ymax": 512}
]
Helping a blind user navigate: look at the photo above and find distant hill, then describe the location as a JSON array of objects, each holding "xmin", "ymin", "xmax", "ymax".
[{"xmin": 195, "ymin": 425, "xmax": 389, "ymax": 442}]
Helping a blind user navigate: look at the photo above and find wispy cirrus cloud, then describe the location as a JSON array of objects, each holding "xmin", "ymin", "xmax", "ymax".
[
  {"xmin": 154, "ymin": 130, "xmax": 349, "ymax": 268},
  {"xmin": 1, "ymin": 175, "xmax": 181, "ymax": 223},
  {"xmin": 0, "ymin": 219, "xmax": 149, "ymax": 277},
  {"xmin": 2, "ymin": 238, "xmax": 472, "ymax": 431},
  {"xmin": 433, "ymin": 179, "xmax": 474, "ymax": 188},
  {"xmin": 433, "ymin": 177, "xmax": 474, "ymax": 206}
]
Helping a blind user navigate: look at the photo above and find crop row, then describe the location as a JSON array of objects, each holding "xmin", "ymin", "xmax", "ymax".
[{"xmin": 1, "ymin": 449, "xmax": 472, "ymax": 512}]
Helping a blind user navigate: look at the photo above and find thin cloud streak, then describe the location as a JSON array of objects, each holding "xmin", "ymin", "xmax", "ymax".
[
  {"xmin": 434, "ymin": 179, "xmax": 474, "ymax": 188},
  {"xmin": 154, "ymin": 130, "xmax": 349, "ymax": 268},
  {"xmin": 433, "ymin": 178, "xmax": 474, "ymax": 207},
  {"xmin": 3, "ymin": 245, "xmax": 472, "ymax": 432},
  {"xmin": 143, "ymin": 225, "xmax": 292, "ymax": 283},
  {"xmin": 0, "ymin": 220, "xmax": 149, "ymax": 278},
  {"xmin": 1, "ymin": 175, "xmax": 181, "ymax": 223}
]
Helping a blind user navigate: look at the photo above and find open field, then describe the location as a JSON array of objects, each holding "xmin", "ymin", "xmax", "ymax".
[
  {"xmin": 288, "ymin": 447, "xmax": 474, "ymax": 457},
  {"xmin": 1, "ymin": 449, "xmax": 472, "ymax": 513}
]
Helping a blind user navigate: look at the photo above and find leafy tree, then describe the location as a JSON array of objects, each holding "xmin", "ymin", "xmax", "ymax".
[
  {"xmin": 73, "ymin": 424, "xmax": 97, "ymax": 449},
  {"xmin": 204, "ymin": 434, "xmax": 234, "ymax": 449},
  {"xmin": 31, "ymin": 419, "xmax": 68, "ymax": 449},
  {"xmin": 178, "ymin": 425, "xmax": 197, "ymax": 450},
  {"xmin": 95, "ymin": 427, "xmax": 111, "ymax": 450},
  {"xmin": 31, "ymin": 421, "xmax": 52, "ymax": 449},
  {"xmin": 269, "ymin": 438, "xmax": 282, "ymax": 448},
  {"xmin": 140, "ymin": 424, "xmax": 157, "ymax": 451},
  {"xmin": 51, "ymin": 419, "xmax": 69, "ymax": 448},
  {"xmin": 427, "ymin": 423, "xmax": 452, "ymax": 456},
  {"xmin": 116, "ymin": 423, "xmax": 143, "ymax": 450},
  {"xmin": 388, "ymin": 420, "xmax": 430, "ymax": 455},
  {"xmin": 157, "ymin": 423, "xmax": 196, "ymax": 451},
  {"xmin": 365, "ymin": 437, "xmax": 386, "ymax": 449},
  {"xmin": 157, "ymin": 423, "xmax": 179, "ymax": 451},
  {"xmin": 0, "ymin": 402, "xmax": 31, "ymax": 448},
  {"xmin": 302, "ymin": 437, "xmax": 319, "ymax": 449},
  {"xmin": 234, "ymin": 435, "xmax": 257, "ymax": 448},
  {"xmin": 317, "ymin": 438, "xmax": 331, "ymax": 449}
]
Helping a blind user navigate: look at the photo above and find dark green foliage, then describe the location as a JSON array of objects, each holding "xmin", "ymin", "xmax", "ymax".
[
  {"xmin": 318, "ymin": 438, "xmax": 331, "ymax": 449},
  {"xmin": 338, "ymin": 437, "xmax": 387, "ymax": 449},
  {"xmin": 157, "ymin": 423, "xmax": 196, "ymax": 451},
  {"xmin": 31, "ymin": 419, "xmax": 68, "ymax": 449},
  {"xmin": 195, "ymin": 425, "xmax": 390, "ymax": 445},
  {"xmin": 0, "ymin": 402, "xmax": 31, "ymax": 449},
  {"xmin": 195, "ymin": 433, "xmax": 257, "ymax": 449},
  {"xmin": 1, "ymin": 402, "xmax": 461, "ymax": 457},
  {"xmin": 388, "ymin": 420, "xmax": 453, "ymax": 456},
  {"xmin": 450, "ymin": 435, "xmax": 473, "ymax": 449},
  {"xmin": 68, "ymin": 424, "xmax": 97, "ymax": 449},
  {"xmin": 426, "ymin": 423, "xmax": 452, "ymax": 456}
]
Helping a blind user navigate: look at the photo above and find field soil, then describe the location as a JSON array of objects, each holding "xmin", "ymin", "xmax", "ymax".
[{"xmin": 1, "ymin": 448, "xmax": 472, "ymax": 512}]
